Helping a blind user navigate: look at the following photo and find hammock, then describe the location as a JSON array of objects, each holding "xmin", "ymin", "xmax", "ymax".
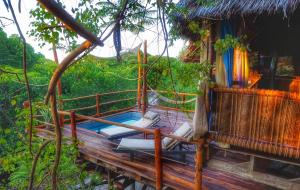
[{"xmin": 148, "ymin": 86, "xmax": 196, "ymax": 105}]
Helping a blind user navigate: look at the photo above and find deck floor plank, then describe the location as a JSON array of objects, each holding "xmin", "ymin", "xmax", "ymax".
[{"xmin": 36, "ymin": 107, "xmax": 278, "ymax": 190}]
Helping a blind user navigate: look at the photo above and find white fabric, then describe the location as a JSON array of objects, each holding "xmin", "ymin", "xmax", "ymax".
[
  {"xmin": 117, "ymin": 138, "xmax": 168, "ymax": 150},
  {"xmin": 144, "ymin": 111, "xmax": 159, "ymax": 120},
  {"xmin": 131, "ymin": 118, "xmax": 153, "ymax": 128},
  {"xmin": 118, "ymin": 138, "xmax": 157, "ymax": 150},
  {"xmin": 148, "ymin": 86, "xmax": 196, "ymax": 105},
  {"xmin": 117, "ymin": 122, "xmax": 192, "ymax": 151},
  {"xmin": 162, "ymin": 122, "xmax": 192, "ymax": 148},
  {"xmin": 100, "ymin": 118, "xmax": 153, "ymax": 136},
  {"xmin": 101, "ymin": 127, "xmax": 134, "ymax": 136},
  {"xmin": 193, "ymin": 94, "xmax": 208, "ymax": 139}
]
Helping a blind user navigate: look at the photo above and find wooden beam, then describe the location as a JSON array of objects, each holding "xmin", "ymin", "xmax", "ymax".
[
  {"xmin": 154, "ymin": 128, "xmax": 162, "ymax": 190},
  {"xmin": 37, "ymin": 0, "xmax": 103, "ymax": 46},
  {"xmin": 61, "ymin": 90, "xmax": 136, "ymax": 102},
  {"xmin": 96, "ymin": 93, "xmax": 100, "ymax": 116},
  {"xmin": 100, "ymin": 97, "xmax": 136, "ymax": 106},
  {"xmin": 142, "ymin": 40, "xmax": 148, "ymax": 115},
  {"xmin": 70, "ymin": 111, "xmax": 77, "ymax": 144},
  {"xmin": 195, "ymin": 140, "xmax": 203, "ymax": 190},
  {"xmin": 137, "ymin": 49, "xmax": 142, "ymax": 110}
]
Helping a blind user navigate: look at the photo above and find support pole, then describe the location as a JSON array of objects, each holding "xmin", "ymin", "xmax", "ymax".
[
  {"xmin": 137, "ymin": 49, "xmax": 142, "ymax": 111},
  {"xmin": 195, "ymin": 140, "xmax": 203, "ymax": 190},
  {"xmin": 154, "ymin": 128, "xmax": 162, "ymax": 190},
  {"xmin": 53, "ymin": 44, "xmax": 64, "ymax": 127},
  {"xmin": 142, "ymin": 40, "xmax": 148, "ymax": 115},
  {"xmin": 70, "ymin": 111, "xmax": 77, "ymax": 145},
  {"xmin": 96, "ymin": 93, "xmax": 101, "ymax": 116}
]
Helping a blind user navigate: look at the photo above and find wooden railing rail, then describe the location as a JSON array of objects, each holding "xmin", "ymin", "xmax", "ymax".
[
  {"xmin": 100, "ymin": 97, "xmax": 136, "ymax": 106},
  {"xmin": 65, "ymin": 105, "xmax": 97, "ymax": 112},
  {"xmin": 61, "ymin": 90, "xmax": 137, "ymax": 102},
  {"xmin": 154, "ymin": 128, "xmax": 162, "ymax": 190},
  {"xmin": 60, "ymin": 89, "xmax": 197, "ymax": 125},
  {"xmin": 58, "ymin": 110, "xmax": 204, "ymax": 190},
  {"xmin": 99, "ymin": 106, "xmax": 136, "ymax": 117},
  {"xmin": 64, "ymin": 97, "xmax": 136, "ymax": 112},
  {"xmin": 147, "ymin": 89, "xmax": 198, "ymax": 97}
]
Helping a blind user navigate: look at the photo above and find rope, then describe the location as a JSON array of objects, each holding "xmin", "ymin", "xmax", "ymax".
[{"xmin": 148, "ymin": 85, "xmax": 196, "ymax": 105}]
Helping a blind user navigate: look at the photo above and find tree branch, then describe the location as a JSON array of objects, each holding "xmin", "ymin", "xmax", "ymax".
[
  {"xmin": 7, "ymin": 0, "xmax": 34, "ymax": 155},
  {"xmin": 0, "ymin": 68, "xmax": 21, "ymax": 81},
  {"xmin": 28, "ymin": 139, "xmax": 52, "ymax": 190}
]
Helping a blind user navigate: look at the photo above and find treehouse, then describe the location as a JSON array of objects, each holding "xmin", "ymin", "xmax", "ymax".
[
  {"xmin": 31, "ymin": 0, "xmax": 300, "ymax": 190},
  {"xmin": 174, "ymin": 0, "xmax": 300, "ymax": 188}
]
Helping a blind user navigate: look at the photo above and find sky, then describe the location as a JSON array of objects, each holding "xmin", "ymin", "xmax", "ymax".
[{"xmin": 0, "ymin": 0, "xmax": 185, "ymax": 62}]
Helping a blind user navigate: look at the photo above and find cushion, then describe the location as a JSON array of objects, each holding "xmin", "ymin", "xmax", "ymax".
[
  {"xmin": 118, "ymin": 138, "xmax": 155, "ymax": 150},
  {"xmin": 131, "ymin": 118, "xmax": 153, "ymax": 128},
  {"xmin": 100, "ymin": 118, "xmax": 153, "ymax": 137},
  {"xmin": 162, "ymin": 122, "xmax": 192, "ymax": 148},
  {"xmin": 101, "ymin": 127, "xmax": 134, "ymax": 136},
  {"xmin": 144, "ymin": 111, "xmax": 159, "ymax": 120}
]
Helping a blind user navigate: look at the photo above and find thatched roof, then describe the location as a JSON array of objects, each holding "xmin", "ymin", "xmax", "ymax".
[{"xmin": 178, "ymin": 0, "xmax": 300, "ymax": 19}]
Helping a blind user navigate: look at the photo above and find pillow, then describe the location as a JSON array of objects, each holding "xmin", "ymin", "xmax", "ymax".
[
  {"xmin": 144, "ymin": 111, "xmax": 159, "ymax": 120},
  {"xmin": 162, "ymin": 122, "xmax": 191, "ymax": 148}
]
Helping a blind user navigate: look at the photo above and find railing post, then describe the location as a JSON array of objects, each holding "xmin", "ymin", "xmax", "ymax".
[
  {"xmin": 154, "ymin": 128, "xmax": 162, "ymax": 190},
  {"xmin": 70, "ymin": 111, "xmax": 77, "ymax": 145},
  {"xmin": 195, "ymin": 139, "xmax": 203, "ymax": 190},
  {"xmin": 59, "ymin": 113, "xmax": 64, "ymax": 128},
  {"xmin": 96, "ymin": 94, "xmax": 100, "ymax": 116},
  {"xmin": 142, "ymin": 40, "xmax": 148, "ymax": 115},
  {"xmin": 182, "ymin": 94, "xmax": 186, "ymax": 109},
  {"xmin": 137, "ymin": 49, "xmax": 142, "ymax": 111}
]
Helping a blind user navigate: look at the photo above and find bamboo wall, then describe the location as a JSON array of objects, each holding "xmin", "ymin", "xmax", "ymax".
[
  {"xmin": 210, "ymin": 88, "xmax": 300, "ymax": 159},
  {"xmin": 289, "ymin": 77, "xmax": 300, "ymax": 94}
]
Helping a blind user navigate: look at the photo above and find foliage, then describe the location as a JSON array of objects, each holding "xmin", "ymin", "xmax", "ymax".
[
  {"xmin": 29, "ymin": 1, "xmax": 77, "ymax": 49},
  {"xmin": 214, "ymin": 34, "xmax": 247, "ymax": 53},
  {"xmin": 1, "ymin": 136, "xmax": 102, "ymax": 189},
  {"xmin": 0, "ymin": 1, "xmax": 212, "ymax": 188},
  {"xmin": 0, "ymin": 28, "xmax": 44, "ymax": 68},
  {"xmin": 147, "ymin": 56, "xmax": 208, "ymax": 93},
  {"xmin": 0, "ymin": 98, "xmax": 102, "ymax": 189},
  {"xmin": 29, "ymin": 0, "xmax": 157, "ymax": 55}
]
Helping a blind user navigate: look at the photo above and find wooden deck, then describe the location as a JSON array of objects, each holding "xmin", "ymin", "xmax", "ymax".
[{"xmin": 36, "ymin": 107, "xmax": 278, "ymax": 190}]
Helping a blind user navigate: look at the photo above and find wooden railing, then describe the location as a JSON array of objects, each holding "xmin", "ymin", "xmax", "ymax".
[
  {"xmin": 58, "ymin": 110, "xmax": 204, "ymax": 190},
  {"xmin": 62, "ymin": 90, "xmax": 137, "ymax": 114},
  {"xmin": 58, "ymin": 90, "xmax": 137, "ymax": 125},
  {"xmin": 210, "ymin": 88, "xmax": 300, "ymax": 159},
  {"xmin": 59, "ymin": 89, "xmax": 196, "ymax": 121}
]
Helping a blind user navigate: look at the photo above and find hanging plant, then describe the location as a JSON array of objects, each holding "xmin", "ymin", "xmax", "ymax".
[{"xmin": 214, "ymin": 34, "xmax": 247, "ymax": 53}]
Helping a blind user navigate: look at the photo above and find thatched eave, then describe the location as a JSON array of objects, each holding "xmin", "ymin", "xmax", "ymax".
[{"xmin": 178, "ymin": 0, "xmax": 300, "ymax": 20}]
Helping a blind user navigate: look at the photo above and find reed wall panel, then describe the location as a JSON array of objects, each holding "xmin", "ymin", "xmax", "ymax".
[{"xmin": 210, "ymin": 88, "xmax": 300, "ymax": 159}]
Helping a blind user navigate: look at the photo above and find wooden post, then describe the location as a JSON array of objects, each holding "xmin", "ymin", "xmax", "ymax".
[
  {"xmin": 96, "ymin": 94, "xmax": 100, "ymax": 116},
  {"xmin": 182, "ymin": 95, "xmax": 186, "ymax": 110},
  {"xmin": 70, "ymin": 111, "xmax": 77, "ymax": 145},
  {"xmin": 59, "ymin": 113, "xmax": 64, "ymax": 128},
  {"xmin": 154, "ymin": 128, "xmax": 162, "ymax": 190},
  {"xmin": 142, "ymin": 40, "xmax": 148, "ymax": 116},
  {"xmin": 23, "ymin": 100, "xmax": 30, "ymax": 109},
  {"xmin": 195, "ymin": 139, "xmax": 203, "ymax": 190},
  {"xmin": 137, "ymin": 49, "xmax": 142, "ymax": 111}
]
